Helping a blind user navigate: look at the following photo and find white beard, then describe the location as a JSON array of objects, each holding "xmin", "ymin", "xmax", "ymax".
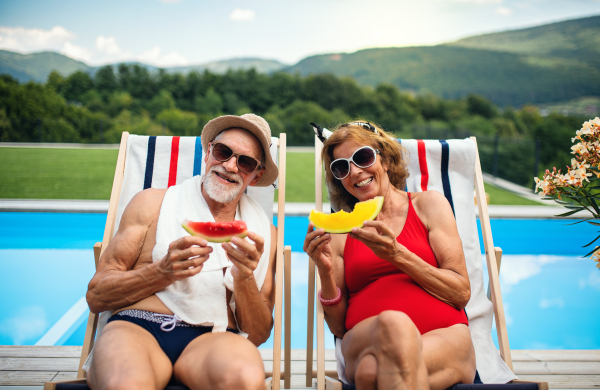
[{"xmin": 204, "ymin": 165, "xmax": 244, "ymax": 204}]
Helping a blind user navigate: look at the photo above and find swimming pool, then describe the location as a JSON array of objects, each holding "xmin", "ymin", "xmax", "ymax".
[{"xmin": 0, "ymin": 212, "xmax": 598, "ymax": 349}]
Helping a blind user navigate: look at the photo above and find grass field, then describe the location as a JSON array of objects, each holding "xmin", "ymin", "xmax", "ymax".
[{"xmin": 0, "ymin": 147, "xmax": 544, "ymax": 205}]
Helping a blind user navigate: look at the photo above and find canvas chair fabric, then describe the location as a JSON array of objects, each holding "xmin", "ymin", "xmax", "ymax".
[
  {"xmin": 326, "ymin": 138, "xmax": 516, "ymax": 384},
  {"xmin": 83, "ymin": 134, "xmax": 280, "ymax": 372}
]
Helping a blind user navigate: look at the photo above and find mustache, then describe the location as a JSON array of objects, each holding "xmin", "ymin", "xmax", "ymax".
[{"xmin": 210, "ymin": 165, "xmax": 242, "ymax": 184}]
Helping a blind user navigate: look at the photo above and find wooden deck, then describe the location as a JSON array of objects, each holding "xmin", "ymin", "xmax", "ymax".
[{"xmin": 0, "ymin": 346, "xmax": 598, "ymax": 389}]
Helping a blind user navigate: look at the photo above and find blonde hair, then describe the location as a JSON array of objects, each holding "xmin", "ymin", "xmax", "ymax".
[{"xmin": 322, "ymin": 121, "xmax": 409, "ymax": 210}]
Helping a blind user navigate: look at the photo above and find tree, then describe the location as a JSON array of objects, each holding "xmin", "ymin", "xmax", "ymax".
[
  {"xmin": 62, "ymin": 71, "xmax": 94, "ymax": 102},
  {"xmin": 95, "ymin": 66, "xmax": 117, "ymax": 94},
  {"xmin": 194, "ymin": 88, "xmax": 223, "ymax": 115},
  {"xmin": 147, "ymin": 89, "xmax": 176, "ymax": 117},
  {"xmin": 466, "ymin": 94, "xmax": 497, "ymax": 119},
  {"xmin": 46, "ymin": 71, "xmax": 64, "ymax": 93}
]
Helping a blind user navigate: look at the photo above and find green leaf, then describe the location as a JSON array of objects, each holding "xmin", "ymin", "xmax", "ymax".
[
  {"xmin": 584, "ymin": 245, "xmax": 600, "ymax": 257},
  {"xmin": 566, "ymin": 218, "xmax": 595, "ymax": 225},
  {"xmin": 582, "ymin": 234, "xmax": 600, "ymax": 248},
  {"xmin": 556, "ymin": 208, "xmax": 585, "ymax": 217},
  {"xmin": 589, "ymin": 221, "xmax": 600, "ymax": 226}
]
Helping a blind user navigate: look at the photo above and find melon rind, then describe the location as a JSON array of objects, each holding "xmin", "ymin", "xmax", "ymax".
[
  {"xmin": 309, "ymin": 196, "xmax": 384, "ymax": 234},
  {"xmin": 182, "ymin": 220, "xmax": 248, "ymax": 243}
]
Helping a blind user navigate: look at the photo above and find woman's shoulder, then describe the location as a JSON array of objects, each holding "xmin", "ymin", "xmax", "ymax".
[{"xmin": 410, "ymin": 190, "xmax": 454, "ymax": 225}]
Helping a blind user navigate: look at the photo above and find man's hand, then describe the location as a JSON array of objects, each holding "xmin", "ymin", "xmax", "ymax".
[
  {"xmin": 222, "ymin": 231, "xmax": 264, "ymax": 281},
  {"xmin": 157, "ymin": 236, "xmax": 213, "ymax": 283}
]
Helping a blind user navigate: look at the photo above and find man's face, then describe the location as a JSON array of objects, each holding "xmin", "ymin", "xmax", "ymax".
[{"xmin": 203, "ymin": 128, "xmax": 265, "ymax": 204}]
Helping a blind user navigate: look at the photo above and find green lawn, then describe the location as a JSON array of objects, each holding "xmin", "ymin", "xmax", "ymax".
[{"xmin": 0, "ymin": 147, "xmax": 545, "ymax": 205}]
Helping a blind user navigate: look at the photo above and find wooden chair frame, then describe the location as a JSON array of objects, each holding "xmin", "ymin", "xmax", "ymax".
[
  {"xmin": 44, "ymin": 132, "xmax": 292, "ymax": 390},
  {"xmin": 305, "ymin": 136, "xmax": 548, "ymax": 390}
]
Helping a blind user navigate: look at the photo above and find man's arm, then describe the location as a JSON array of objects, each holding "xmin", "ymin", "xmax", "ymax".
[
  {"xmin": 225, "ymin": 224, "xmax": 277, "ymax": 346},
  {"xmin": 86, "ymin": 189, "xmax": 212, "ymax": 313}
]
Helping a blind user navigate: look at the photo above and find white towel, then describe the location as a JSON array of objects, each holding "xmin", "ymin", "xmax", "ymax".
[{"xmin": 152, "ymin": 174, "xmax": 272, "ymax": 333}]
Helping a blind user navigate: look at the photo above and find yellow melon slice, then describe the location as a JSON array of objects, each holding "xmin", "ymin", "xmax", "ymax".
[{"xmin": 309, "ymin": 196, "xmax": 384, "ymax": 233}]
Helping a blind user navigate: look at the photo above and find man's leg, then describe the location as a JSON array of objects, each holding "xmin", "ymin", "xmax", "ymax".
[
  {"xmin": 174, "ymin": 332, "xmax": 265, "ymax": 390},
  {"xmin": 342, "ymin": 311, "xmax": 476, "ymax": 390},
  {"xmin": 87, "ymin": 321, "xmax": 173, "ymax": 390}
]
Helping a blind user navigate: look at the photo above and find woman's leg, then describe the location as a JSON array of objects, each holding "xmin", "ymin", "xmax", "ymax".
[
  {"xmin": 342, "ymin": 311, "xmax": 429, "ymax": 390},
  {"xmin": 342, "ymin": 311, "xmax": 475, "ymax": 390}
]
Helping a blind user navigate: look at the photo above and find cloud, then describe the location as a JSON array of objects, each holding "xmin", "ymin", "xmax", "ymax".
[
  {"xmin": 495, "ymin": 6, "xmax": 514, "ymax": 16},
  {"xmin": 138, "ymin": 46, "xmax": 188, "ymax": 67},
  {"xmin": 60, "ymin": 42, "xmax": 92, "ymax": 63},
  {"xmin": 539, "ymin": 298, "xmax": 565, "ymax": 309},
  {"xmin": 485, "ymin": 254, "xmax": 566, "ymax": 293},
  {"xmin": 96, "ymin": 36, "xmax": 122, "ymax": 56},
  {"xmin": 291, "ymin": 252, "xmax": 310, "ymax": 289},
  {"xmin": 444, "ymin": 0, "xmax": 502, "ymax": 3},
  {"xmin": 0, "ymin": 306, "xmax": 48, "ymax": 345},
  {"xmin": 0, "ymin": 25, "xmax": 76, "ymax": 53},
  {"xmin": 230, "ymin": 9, "xmax": 256, "ymax": 21}
]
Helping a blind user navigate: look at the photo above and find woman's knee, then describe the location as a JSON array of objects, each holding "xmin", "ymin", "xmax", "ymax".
[
  {"xmin": 375, "ymin": 311, "xmax": 421, "ymax": 346},
  {"xmin": 354, "ymin": 354, "xmax": 378, "ymax": 387}
]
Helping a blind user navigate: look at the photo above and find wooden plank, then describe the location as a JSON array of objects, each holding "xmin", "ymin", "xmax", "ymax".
[
  {"xmin": 512, "ymin": 350, "xmax": 600, "ymax": 362},
  {"xmin": 0, "ymin": 357, "xmax": 79, "ymax": 371},
  {"xmin": 516, "ymin": 375, "xmax": 600, "ymax": 389},
  {"xmin": 306, "ymin": 259, "xmax": 316, "ymax": 387},
  {"xmin": 263, "ymin": 360, "xmax": 338, "ymax": 374},
  {"xmin": 471, "ymin": 136, "xmax": 513, "ymax": 370},
  {"xmin": 513, "ymin": 361, "xmax": 600, "ymax": 375},
  {"xmin": 0, "ymin": 346, "xmax": 81, "ymax": 358},
  {"xmin": 0, "ymin": 371, "xmax": 58, "ymax": 386},
  {"xmin": 260, "ymin": 349, "xmax": 337, "ymax": 361},
  {"xmin": 285, "ymin": 246, "xmax": 292, "ymax": 389},
  {"xmin": 314, "ymin": 135, "xmax": 325, "ymax": 390},
  {"xmin": 53, "ymin": 372, "xmax": 79, "ymax": 382},
  {"xmin": 272, "ymin": 133, "xmax": 287, "ymax": 390}
]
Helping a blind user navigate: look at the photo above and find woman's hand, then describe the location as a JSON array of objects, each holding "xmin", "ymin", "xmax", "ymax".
[
  {"xmin": 349, "ymin": 220, "xmax": 407, "ymax": 264},
  {"xmin": 303, "ymin": 222, "xmax": 333, "ymax": 274}
]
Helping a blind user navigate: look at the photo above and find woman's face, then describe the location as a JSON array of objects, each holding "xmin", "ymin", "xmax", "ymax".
[{"xmin": 331, "ymin": 139, "xmax": 389, "ymax": 202}]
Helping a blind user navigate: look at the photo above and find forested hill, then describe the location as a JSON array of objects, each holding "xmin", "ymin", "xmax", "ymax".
[
  {"xmin": 0, "ymin": 50, "xmax": 91, "ymax": 83},
  {"xmin": 0, "ymin": 50, "xmax": 286, "ymax": 84},
  {"xmin": 448, "ymin": 15, "xmax": 600, "ymax": 65},
  {"xmin": 1, "ymin": 15, "xmax": 599, "ymax": 107},
  {"xmin": 284, "ymin": 15, "xmax": 600, "ymax": 107}
]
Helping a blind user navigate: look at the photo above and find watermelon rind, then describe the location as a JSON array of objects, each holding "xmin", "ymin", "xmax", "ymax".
[
  {"xmin": 182, "ymin": 220, "xmax": 248, "ymax": 243},
  {"xmin": 309, "ymin": 196, "xmax": 384, "ymax": 234}
]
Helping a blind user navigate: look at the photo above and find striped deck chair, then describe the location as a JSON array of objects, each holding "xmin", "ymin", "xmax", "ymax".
[
  {"xmin": 44, "ymin": 131, "xmax": 292, "ymax": 390},
  {"xmin": 305, "ymin": 135, "xmax": 549, "ymax": 390}
]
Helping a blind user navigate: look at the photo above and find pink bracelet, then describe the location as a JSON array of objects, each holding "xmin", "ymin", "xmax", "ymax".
[{"xmin": 318, "ymin": 287, "xmax": 342, "ymax": 306}]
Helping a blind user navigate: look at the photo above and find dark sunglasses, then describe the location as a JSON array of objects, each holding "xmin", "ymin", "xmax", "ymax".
[
  {"xmin": 330, "ymin": 146, "xmax": 380, "ymax": 180},
  {"xmin": 210, "ymin": 142, "xmax": 262, "ymax": 174}
]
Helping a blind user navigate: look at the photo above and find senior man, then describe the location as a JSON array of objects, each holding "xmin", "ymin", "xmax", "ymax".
[{"xmin": 85, "ymin": 114, "xmax": 278, "ymax": 390}]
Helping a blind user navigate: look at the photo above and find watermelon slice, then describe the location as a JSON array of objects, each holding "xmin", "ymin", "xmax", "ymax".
[{"xmin": 182, "ymin": 220, "xmax": 248, "ymax": 243}]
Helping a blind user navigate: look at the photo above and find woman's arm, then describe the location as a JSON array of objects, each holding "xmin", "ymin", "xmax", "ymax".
[
  {"xmin": 304, "ymin": 224, "xmax": 348, "ymax": 339},
  {"xmin": 350, "ymin": 191, "xmax": 471, "ymax": 310}
]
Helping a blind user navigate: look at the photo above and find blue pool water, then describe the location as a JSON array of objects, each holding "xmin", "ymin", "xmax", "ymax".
[{"xmin": 0, "ymin": 212, "xmax": 599, "ymax": 349}]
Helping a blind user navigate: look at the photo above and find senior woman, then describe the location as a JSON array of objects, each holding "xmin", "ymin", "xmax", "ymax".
[{"xmin": 304, "ymin": 122, "xmax": 476, "ymax": 390}]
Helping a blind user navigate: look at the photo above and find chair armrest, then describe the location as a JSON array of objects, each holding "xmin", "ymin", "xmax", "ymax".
[{"xmin": 44, "ymin": 378, "xmax": 87, "ymax": 390}]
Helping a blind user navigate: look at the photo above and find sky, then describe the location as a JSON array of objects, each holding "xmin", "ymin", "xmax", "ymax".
[{"xmin": 0, "ymin": 0, "xmax": 599, "ymax": 67}]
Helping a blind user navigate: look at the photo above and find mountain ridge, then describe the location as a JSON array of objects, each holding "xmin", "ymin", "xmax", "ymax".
[{"xmin": 1, "ymin": 14, "xmax": 599, "ymax": 107}]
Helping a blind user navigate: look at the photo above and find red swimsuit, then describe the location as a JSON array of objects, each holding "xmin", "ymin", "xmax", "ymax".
[{"xmin": 344, "ymin": 193, "xmax": 469, "ymax": 334}]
